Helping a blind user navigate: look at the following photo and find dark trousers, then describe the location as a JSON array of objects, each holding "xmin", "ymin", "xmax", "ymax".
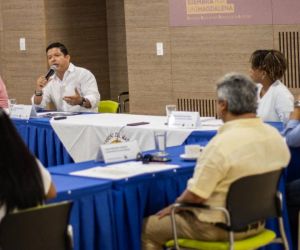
[{"xmin": 286, "ymin": 179, "xmax": 300, "ymax": 248}]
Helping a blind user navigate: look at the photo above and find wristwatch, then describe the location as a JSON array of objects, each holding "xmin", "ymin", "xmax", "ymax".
[
  {"xmin": 80, "ymin": 97, "xmax": 87, "ymax": 107},
  {"xmin": 34, "ymin": 90, "xmax": 43, "ymax": 96},
  {"xmin": 294, "ymin": 100, "xmax": 300, "ymax": 108}
]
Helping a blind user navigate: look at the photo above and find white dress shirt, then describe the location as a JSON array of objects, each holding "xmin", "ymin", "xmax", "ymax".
[
  {"xmin": 256, "ymin": 80, "xmax": 294, "ymax": 123},
  {"xmin": 32, "ymin": 63, "xmax": 100, "ymax": 112}
]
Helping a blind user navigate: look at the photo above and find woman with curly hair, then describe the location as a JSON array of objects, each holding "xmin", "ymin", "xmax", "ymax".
[{"xmin": 249, "ymin": 49, "xmax": 294, "ymax": 123}]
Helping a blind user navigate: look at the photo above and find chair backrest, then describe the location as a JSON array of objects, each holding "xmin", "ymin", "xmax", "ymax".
[
  {"xmin": 0, "ymin": 201, "xmax": 73, "ymax": 250},
  {"xmin": 226, "ymin": 169, "xmax": 282, "ymax": 231},
  {"xmin": 117, "ymin": 91, "xmax": 129, "ymax": 113},
  {"xmin": 98, "ymin": 100, "xmax": 119, "ymax": 113}
]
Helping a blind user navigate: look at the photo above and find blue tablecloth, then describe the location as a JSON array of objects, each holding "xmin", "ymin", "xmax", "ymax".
[
  {"xmin": 13, "ymin": 117, "xmax": 287, "ymax": 168},
  {"xmin": 50, "ymin": 174, "xmax": 116, "ymax": 250},
  {"xmin": 49, "ymin": 146, "xmax": 196, "ymax": 250},
  {"xmin": 13, "ymin": 118, "xmax": 73, "ymax": 167},
  {"xmin": 49, "ymin": 145, "xmax": 293, "ymax": 250}
]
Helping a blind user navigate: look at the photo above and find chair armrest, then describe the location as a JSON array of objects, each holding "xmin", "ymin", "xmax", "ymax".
[
  {"xmin": 66, "ymin": 225, "xmax": 74, "ymax": 250},
  {"xmin": 171, "ymin": 202, "xmax": 226, "ymax": 214},
  {"xmin": 171, "ymin": 202, "xmax": 210, "ymax": 209}
]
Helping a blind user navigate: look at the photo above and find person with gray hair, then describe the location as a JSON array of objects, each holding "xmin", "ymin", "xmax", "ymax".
[
  {"xmin": 216, "ymin": 73, "xmax": 257, "ymax": 115},
  {"xmin": 142, "ymin": 72, "xmax": 290, "ymax": 250}
]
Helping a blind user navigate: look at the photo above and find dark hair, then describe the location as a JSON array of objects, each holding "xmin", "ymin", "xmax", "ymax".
[
  {"xmin": 46, "ymin": 42, "xmax": 69, "ymax": 56},
  {"xmin": 250, "ymin": 49, "xmax": 287, "ymax": 82},
  {"xmin": 0, "ymin": 109, "xmax": 45, "ymax": 213},
  {"xmin": 217, "ymin": 73, "xmax": 257, "ymax": 115}
]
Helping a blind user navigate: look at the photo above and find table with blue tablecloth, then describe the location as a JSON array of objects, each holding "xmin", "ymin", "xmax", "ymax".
[
  {"xmin": 13, "ymin": 117, "xmax": 73, "ymax": 167},
  {"xmin": 50, "ymin": 174, "xmax": 116, "ymax": 250},
  {"xmin": 49, "ymin": 145, "xmax": 294, "ymax": 250}
]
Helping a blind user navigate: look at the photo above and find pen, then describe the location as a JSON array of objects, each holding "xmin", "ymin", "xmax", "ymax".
[{"xmin": 54, "ymin": 116, "xmax": 67, "ymax": 120}]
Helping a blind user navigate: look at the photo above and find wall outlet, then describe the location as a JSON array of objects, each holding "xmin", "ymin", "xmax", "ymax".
[
  {"xmin": 19, "ymin": 38, "xmax": 26, "ymax": 51},
  {"xmin": 156, "ymin": 42, "xmax": 163, "ymax": 56}
]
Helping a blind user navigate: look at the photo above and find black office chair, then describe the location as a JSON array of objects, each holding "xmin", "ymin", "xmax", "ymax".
[
  {"xmin": 118, "ymin": 91, "xmax": 129, "ymax": 113},
  {"xmin": 0, "ymin": 201, "xmax": 73, "ymax": 250},
  {"xmin": 165, "ymin": 169, "xmax": 289, "ymax": 250},
  {"xmin": 286, "ymin": 178, "xmax": 300, "ymax": 250}
]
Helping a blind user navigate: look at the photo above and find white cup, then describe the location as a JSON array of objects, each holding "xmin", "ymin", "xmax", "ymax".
[
  {"xmin": 184, "ymin": 145, "xmax": 204, "ymax": 157},
  {"xmin": 154, "ymin": 131, "xmax": 168, "ymax": 157}
]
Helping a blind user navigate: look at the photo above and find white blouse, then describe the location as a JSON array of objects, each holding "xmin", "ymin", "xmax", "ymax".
[{"xmin": 256, "ymin": 80, "xmax": 294, "ymax": 123}]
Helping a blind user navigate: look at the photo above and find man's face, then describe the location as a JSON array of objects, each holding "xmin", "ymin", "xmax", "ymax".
[{"xmin": 47, "ymin": 48, "xmax": 70, "ymax": 74}]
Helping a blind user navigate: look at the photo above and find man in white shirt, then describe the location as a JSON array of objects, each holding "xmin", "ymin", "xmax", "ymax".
[{"xmin": 32, "ymin": 42, "xmax": 100, "ymax": 112}]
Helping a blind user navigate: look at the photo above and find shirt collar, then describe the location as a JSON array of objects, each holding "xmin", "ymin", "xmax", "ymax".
[
  {"xmin": 52, "ymin": 63, "xmax": 74, "ymax": 81},
  {"xmin": 218, "ymin": 117, "xmax": 262, "ymax": 134},
  {"xmin": 67, "ymin": 63, "xmax": 75, "ymax": 73}
]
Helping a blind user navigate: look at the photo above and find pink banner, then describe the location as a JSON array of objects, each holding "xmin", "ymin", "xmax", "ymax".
[
  {"xmin": 170, "ymin": 0, "xmax": 300, "ymax": 26},
  {"xmin": 272, "ymin": 0, "xmax": 300, "ymax": 25}
]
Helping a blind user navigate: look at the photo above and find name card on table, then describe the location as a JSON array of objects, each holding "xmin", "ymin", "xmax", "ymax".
[
  {"xmin": 168, "ymin": 111, "xmax": 200, "ymax": 129},
  {"xmin": 10, "ymin": 105, "xmax": 37, "ymax": 119},
  {"xmin": 95, "ymin": 140, "xmax": 141, "ymax": 164}
]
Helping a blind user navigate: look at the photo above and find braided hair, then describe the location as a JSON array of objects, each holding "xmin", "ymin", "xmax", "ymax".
[{"xmin": 250, "ymin": 49, "xmax": 287, "ymax": 82}]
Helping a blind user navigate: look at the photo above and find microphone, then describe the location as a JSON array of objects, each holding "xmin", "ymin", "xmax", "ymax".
[{"xmin": 45, "ymin": 65, "xmax": 57, "ymax": 80}]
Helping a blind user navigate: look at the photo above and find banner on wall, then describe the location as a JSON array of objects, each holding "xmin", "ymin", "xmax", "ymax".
[{"xmin": 170, "ymin": 0, "xmax": 300, "ymax": 26}]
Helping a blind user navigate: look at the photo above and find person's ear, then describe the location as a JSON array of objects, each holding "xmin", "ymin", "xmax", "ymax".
[
  {"xmin": 217, "ymin": 99, "xmax": 228, "ymax": 120},
  {"xmin": 218, "ymin": 100, "xmax": 228, "ymax": 113}
]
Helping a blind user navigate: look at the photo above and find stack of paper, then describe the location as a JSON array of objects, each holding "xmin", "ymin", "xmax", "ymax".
[{"xmin": 70, "ymin": 161, "xmax": 179, "ymax": 180}]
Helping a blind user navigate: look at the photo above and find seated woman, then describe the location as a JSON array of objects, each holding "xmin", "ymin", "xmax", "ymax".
[
  {"xmin": 249, "ymin": 49, "xmax": 294, "ymax": 123},
  {"xmin": 0, "ymin": 108, "xmax": 56, "ymax": 222},
  {"xmin": 0, "ymin": 76, "xmax": 8, "ymax": 109}
]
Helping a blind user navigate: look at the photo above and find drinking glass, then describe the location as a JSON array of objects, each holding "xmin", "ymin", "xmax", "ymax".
[
  {"xmin": 165, "ymin": 104, "xmax": 176, "ymax": 125},
  {"xmin": 154, "ymin": 131, "xmax": 168, "ymax": 157},
  {"xmin": 8, "ymin": 99, "xmax": 17, "ymax": 113}
]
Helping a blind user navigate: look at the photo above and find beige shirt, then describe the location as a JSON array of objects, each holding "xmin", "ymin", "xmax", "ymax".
[{"xmin": 187, "ymin": 118, "xmax": 290, "ymax": 223}]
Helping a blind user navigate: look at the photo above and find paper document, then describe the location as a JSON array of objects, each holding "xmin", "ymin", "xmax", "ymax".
[
  {"xmin": 201, "ymin": 119, "xmax": 223, "ymax": 127},
  {"xmin": 70, "ymin": 161, "xmax": 179, "ymax": 180}
]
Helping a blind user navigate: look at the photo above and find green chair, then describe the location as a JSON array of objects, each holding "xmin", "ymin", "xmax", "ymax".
[
  {"xmin": 98, "ymin": 100, "xmax": 119, "ymax": 113},
  {"xmin": 165, "ymin": 169, "xmax": 289, "ymax": 250},
  {"xmin": 0, "ymin": 201, "xmax": 73, "ymax": 250}
]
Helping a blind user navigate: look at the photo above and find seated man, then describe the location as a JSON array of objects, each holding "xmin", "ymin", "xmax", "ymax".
[
  {"xmin": 32, "ymin": 42, "xmax": 100, "ymax": 112},
  {"xmin": 142, "ymin": 73, "xmax": 290, "ymax": 250},
  {"xmin": 282, "ymin": 97, "xmax": 300, "ymax": 147},
  {"xmin": 282, "ymin": 98, "xmax": 300, "ymax": 247}
]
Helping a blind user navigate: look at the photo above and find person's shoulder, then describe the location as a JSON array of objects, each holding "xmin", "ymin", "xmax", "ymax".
[
  {"xmin": 274, "ymin": 80, "xmax": 290, "ymax": 91},
  {"xmin": 273, "ymin": 80, "xmax": 293, "ymax": 97},
  {"xmin": 73, "ymin": 64, "xmax": 93, "ymax": 74}
]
